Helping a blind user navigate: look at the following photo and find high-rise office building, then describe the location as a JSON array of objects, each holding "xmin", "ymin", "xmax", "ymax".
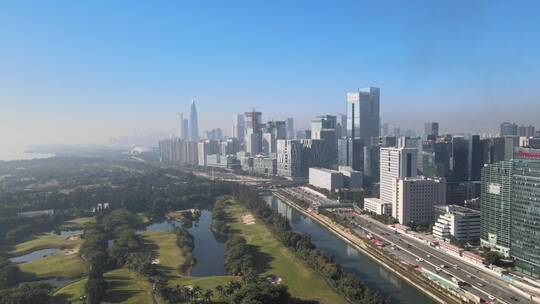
[
  {"xmin": 338, "ymin": 138, "xmax": 364, "ymax": 171},
  {"xmin": 244, "ymin": 110, "xmax": 263, "ymax": 155},
  {"xmin": 424, "ymin": 122, "xmax": 439, "ymax": 140},
  {"xmin": 394, "ymin": 176, "xmax": 446, "ymax": 225},
  {"xmin": 277, "ymin": 139, "xmax": 302, "ymax": 177},
  {"xmin": 189, "ymin": 100, "xmax": 199, "ymax": 141},
  {"xmin": 379, "ymin": 147, "xmax": 417, "ymax": 205},
  {"xmin": 232, "ymin": 114, "xmax": 245, "ymax": 141},
  {"xmin": 480, "ymin": 160, "xmax": 513, "ymax": 257},
  {"xmin": 179, "ymin": 113, "xmax": 189, "ymax": 140},
  {"xmin": 346, "ymin": 87, "xmax": 380, "ymax": 143},
  {"xmin": 500, "ymin": 122, "xmax": 518, "ymax": 136},
  {"xmin": 311, "ymin": 115, "xmax": 336, "ymax": 139},
  {"xmin": 518, "ymin": 125, "xmax": 535, "ymax": 137},
  {"xmin": 286, "ymin": 117, "xmax": 295, "ymax": 139},
  {"xmin": 337, "ymin": 114, "xmax": 347, "ymax": 139},
  {"xmin": 511, "ymin": 149, "xmax": 540, "ymax": 277}
]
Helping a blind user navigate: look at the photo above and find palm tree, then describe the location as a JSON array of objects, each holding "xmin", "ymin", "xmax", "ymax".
[
  {"xmin": 203, "ymin": 290, "xmax": 213, "ymax": 303},
  {"xmin": 192, "ymin": 285, "xmax": 202, "ymax": 302},
  {"xmin": 215, "ymin": 285, "xmax": 224, "ymax": 298}
]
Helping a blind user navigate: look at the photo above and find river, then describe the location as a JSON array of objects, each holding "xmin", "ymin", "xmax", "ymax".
[{"xmin": 264, "ymin": 195, "xmax": 434, "ymax": 304}]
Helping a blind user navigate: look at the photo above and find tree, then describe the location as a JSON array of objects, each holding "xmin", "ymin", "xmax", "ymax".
[{"xmin": 484, "ymin": 251, "xmax": 502, "ymax": 266}]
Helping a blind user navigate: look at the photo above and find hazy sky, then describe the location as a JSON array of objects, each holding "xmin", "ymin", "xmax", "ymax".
[{"xmin": 1, "ymin": 0, "xmax": 540, "ymax": 146}]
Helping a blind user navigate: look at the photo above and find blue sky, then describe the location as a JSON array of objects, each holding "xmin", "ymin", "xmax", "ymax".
[{"xmin": 1, "ymin": 0, "xmax": 540, "ymax": 145}]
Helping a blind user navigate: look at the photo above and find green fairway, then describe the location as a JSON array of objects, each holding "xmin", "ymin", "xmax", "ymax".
[
  {"xmin": 64, "ymin": 216, "xmax": 95, "ymax": 226},
  {"xmin": 225, "ymin": 200, "xmax": 347, "ymax": 304},
  {"xmin": 51, "ymin": 278, "xmax": 87, "ymax": 303},
  {"xmin": 10, "ymin": 233, "xmax": 80, "ymax": 255},
  {"xmin": 102, "ymin": 268, "xmax": 155, "ymax": 304},
  {"xmin": 19, "ymin": 251, "xmax": 86, "ymax": 279},
  {"xmin": 52, "ymin": 269, "xmax": 155, "ymax": 304},
  {"xmin": 143, "ymin": 230, "xmax": 186, "ymax": 277},
  {"xmin": 168, "ymin": 275, "xmax": 237, "ymax": 290}
]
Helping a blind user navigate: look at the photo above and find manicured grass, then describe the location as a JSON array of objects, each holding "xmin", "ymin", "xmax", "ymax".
[
  {"xmin": 65, "ymin": 216, "xmax": 95, "ymax": 226},
  {"xmin": 19, "ymin": 251, "xmax": 86, "ymax": 279},
  {"xmin": 224, "ymin": 200, "xmax": 347, "ymax": 304},
  {"xmin": 52, "ymin": 269, "xmax": 155, "ymax": 304},
  {"xmin": 10, "ymin": 233, "xmax": 80, "ymax": 255},
  {"xmin": 102, "ymin": 268, "xmax": 155, "ymax": 304},
  {"xmin": 143, "ymin": 230, "xmax": 185, "ymax": 277},
  {"xmin": 168, "ymin": 275, "xmax": 237, "ymax": 290},
  {"xmin": 51, "ymin": 278, "xmax": 87, "ymax": 303}
]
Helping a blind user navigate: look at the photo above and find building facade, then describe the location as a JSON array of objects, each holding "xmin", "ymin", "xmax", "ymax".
[
  {"xmin": 393, "ymin": 177, "xmax": 446, "ymax": 225},
  {"xmin": 346, "ymin": 87, "xmax": 380, "ymax": 143}
]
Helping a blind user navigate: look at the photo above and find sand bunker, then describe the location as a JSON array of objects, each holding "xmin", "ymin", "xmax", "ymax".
[
  {"xmin": 151, "ymin": 258, "xmax": 160, "ymax": 265},
  {"xmin": 242, "ymin": 214, "xmax": 255, "ymax": 225}
]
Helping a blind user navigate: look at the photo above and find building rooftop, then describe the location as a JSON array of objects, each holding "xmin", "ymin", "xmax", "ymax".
[{"xmin": 434, "ymin": 204, "xmax": 480, "ymax": 216}]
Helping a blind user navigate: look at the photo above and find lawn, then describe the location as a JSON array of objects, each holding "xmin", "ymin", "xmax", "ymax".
[
  {"xmin": 51, "ymin": 278, "xmax": 87, "ymax": 303},
  {"xmin": 64, "ymin": 216, "xmax": 95, "ymax": 226},
  {"xmin": 143, "ymin": 230, "xmax": 185, "ymax": 277},
  {"xmin": 52, "ymin": 269, "xmax": 155, "ymax": 304},
  {"xmin": 102, "ymin": 268, "xmax": 155, "ymax": 304},
  {"xmin": 224, "ymin": 200, "xmax": 347, "ymax": 304},
  {"xmin": 168, "ymin": 275, "xmax": 237, "ymax": 290},
  {"xmin": 19, "ymin": 251, "xmax": 86, "ymax": 279},
  {"xmin": 10, "ymin": 233, "xmax": 80, "ymax": 255}
]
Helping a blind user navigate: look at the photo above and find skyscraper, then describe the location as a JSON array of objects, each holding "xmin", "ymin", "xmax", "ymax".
[
  {"xmin": 480, "ymin": 160, "xmax": 513, "ymax": 257},
  {"xmin": 244, "ymin": 110, "xmax": 262, "ymax": 155},
  {"xmin": 346, "ymin": 87, "xmax": 380, "ymax": 143},
  {"xmin": 379, "ymin": 147, "xmax": 418, "ymax": 205},
  {"xmin": 232, "ymin": 114, "xmax": 245, "ymax": 141},
  {"xmin": 424, "ymin": 122, "xmax": 439, "ymax": 139},
  {"xmin": 189, "ymin": 100, "xmax": 199, "ymax": 141},
  {"xmin": 179, "ymin": 113, "xmax": 189, "ymax": 140},
  {"xmin": 286, "ymin": 117, "xmax": 295, "ymax": 139},
  {"xmin": 500, "ymin": 122, "xmax": 518, "ymax": 136}
]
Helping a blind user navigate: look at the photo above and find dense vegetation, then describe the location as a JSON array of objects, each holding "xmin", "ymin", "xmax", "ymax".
[
  {"xmin": 175, "ymin": 226, "xmax": 196, "ymax": 273},
  {"xmin": 0, "ymin": 282, "xmax": 52, "ymax": 304},
  {"xmin": 211, "ymin": 198, "xmax": 231, "ymax": 236},
  {"xmin": 224, "ymin": 236, "xmax": 257, "ymax": 276},
  {"xmin": 233, "ymin": 186, "xmax": 387, "ymax": 304}
]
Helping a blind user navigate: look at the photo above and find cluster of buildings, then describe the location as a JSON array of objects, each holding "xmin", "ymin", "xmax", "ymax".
[{"xmin": 158, "ymin": 89, "xmax": 540, "ymax": 279}]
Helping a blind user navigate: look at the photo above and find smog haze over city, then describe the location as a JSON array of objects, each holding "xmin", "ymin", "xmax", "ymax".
[
  {"xmin": 1, "ymin": 0, "xmax": 540, "ymax": 151},
  {"xmin": 4, "ymin": 2, "xmax": 540, "ymax": 304}
]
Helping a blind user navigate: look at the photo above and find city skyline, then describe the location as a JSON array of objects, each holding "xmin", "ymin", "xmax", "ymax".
[{"xmin": 2, "ymin": 1, "xmax": 540, "ymax": 147}]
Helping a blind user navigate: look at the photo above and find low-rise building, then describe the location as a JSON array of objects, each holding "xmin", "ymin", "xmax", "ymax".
[
  {"xmin": 308, "ymin": 167, "xmax": 343, "ymax": 191},
  {"xmin": 433, "ymin": 205, "xmax": 480, "ymax": 244},
  {"xmin": 364, "ymin": 198, "xmax": 391, "ymax": 215}
]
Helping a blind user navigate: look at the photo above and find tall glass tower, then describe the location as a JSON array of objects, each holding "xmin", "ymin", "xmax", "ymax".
[
  {"xmin": 346, "ymin": 87, "xmax": 380, "ymax": 143},
  {"xmin": 189, "ymin": 100, "xmax": 199, "ymax": 141}
]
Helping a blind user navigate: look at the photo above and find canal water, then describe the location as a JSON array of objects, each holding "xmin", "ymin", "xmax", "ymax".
[
  {"xmin": 144, "ymin": 209, "xmax": 226, "ymax": 276},
  {"xmin": 264, "ymin": 195, "xmax": 434, "ymax": 304}
]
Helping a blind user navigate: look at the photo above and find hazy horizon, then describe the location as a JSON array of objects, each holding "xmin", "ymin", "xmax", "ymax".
[{"xmin": 2, "ymin": 1, "xmax": 540, "ymax": 147}]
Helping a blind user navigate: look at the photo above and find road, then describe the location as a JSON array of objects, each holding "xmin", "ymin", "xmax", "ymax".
[{"xmin": 283, "ymin": 187, "xmax": 531, "ymax": 304}]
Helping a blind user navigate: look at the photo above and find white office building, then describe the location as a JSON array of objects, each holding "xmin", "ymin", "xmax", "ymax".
[
  {"xmin": 277, "ymin": 139, "xmax": 302, "ymax": 178},
  {"xmin": 364, "ymin": 198, "xmax": 391, "ymax": 215},
  {"xmin": 433, "ymin": 205, "xmax": 480, "ymax": 243},
  {"xmin": 380, "ymin": 147, "xmax": 418, "ymax": 205},
  {"xmin": 393, "ymin": 176, "xmax": 446, "ymax": 225}
]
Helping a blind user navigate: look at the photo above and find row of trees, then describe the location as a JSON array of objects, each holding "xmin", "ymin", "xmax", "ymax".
[
  {"xmin": 80, "ymin": 224, "xmax": 109, "ymax": 304},
  {"xmin": 211, "ymin": 198, "xmax": 231, "ymax": 236},
  {"xmin": 175, "ymin": 226, "xmax": 196, "ymax": 274},
  {"xmin": 224, "ymin": 236, "xmax": 257, "ymax": 276},
  {"xmin": 233, "ymin": 185, "xmax": 388, "ymax": 304}
]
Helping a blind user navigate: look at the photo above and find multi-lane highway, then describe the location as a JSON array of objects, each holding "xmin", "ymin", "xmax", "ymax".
[{"xmin": 283, "ymin": 186, "xmax": 531, "ymax": 304}]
